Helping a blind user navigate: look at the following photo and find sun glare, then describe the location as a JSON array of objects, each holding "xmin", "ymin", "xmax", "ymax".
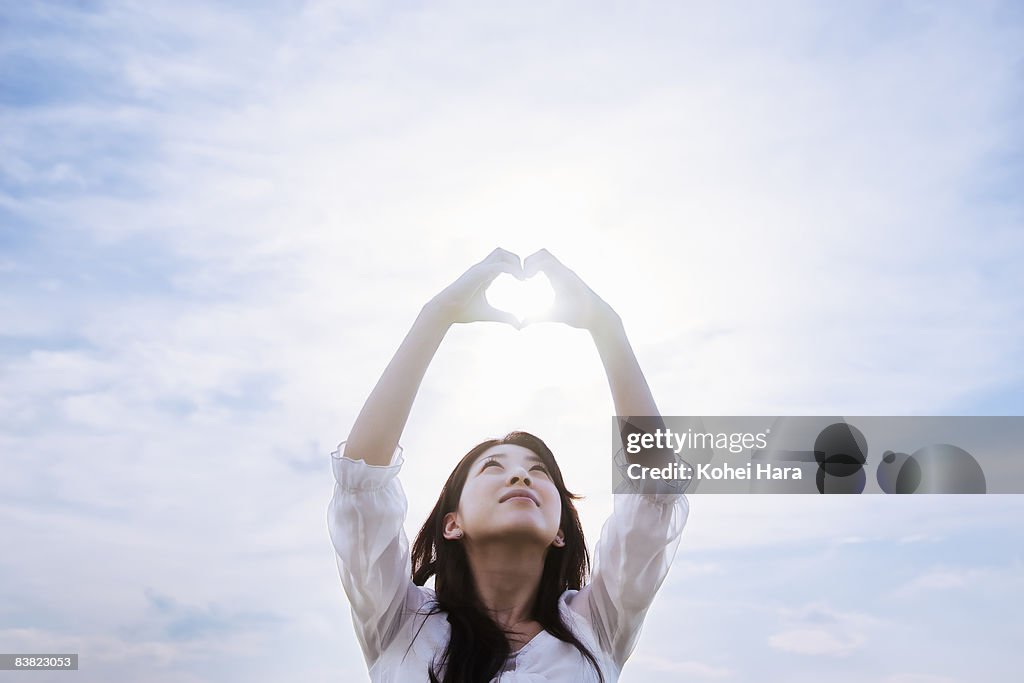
[{"xmin": 485, "ymin": 273, "xmax": 555, "ymax": 324}]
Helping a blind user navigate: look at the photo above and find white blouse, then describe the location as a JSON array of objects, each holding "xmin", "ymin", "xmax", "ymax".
[{"xmin": 327, "ymin": 444, "xmax": 689, "ymax": 683}]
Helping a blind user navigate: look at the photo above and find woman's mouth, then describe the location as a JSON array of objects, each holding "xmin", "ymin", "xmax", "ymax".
[{"xmin": 499, "ymin": 489, "xmax": 539, "ymax": 506}]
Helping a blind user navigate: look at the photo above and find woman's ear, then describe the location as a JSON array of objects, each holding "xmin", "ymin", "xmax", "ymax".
[
  {"xmin": 552, "ymin": 530, "xmax": 565, "ymax": 548},
  {"xmin": 443, "ymin": 512, "xmax": 463, "ymax": 540}
]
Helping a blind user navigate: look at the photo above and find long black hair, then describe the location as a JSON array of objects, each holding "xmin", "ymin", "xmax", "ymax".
[{"xmin": 410, "ymin": 431, "xmax": 604, "ymax": 683}]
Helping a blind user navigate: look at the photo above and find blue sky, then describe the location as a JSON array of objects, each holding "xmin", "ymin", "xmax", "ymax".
[{"xmin": 2, "ymin": 2, "xmax": 1023, "ymax": 682}]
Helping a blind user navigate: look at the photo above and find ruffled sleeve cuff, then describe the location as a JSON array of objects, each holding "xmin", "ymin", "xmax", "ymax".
[{"xmin": 330, "ymin": 441, "xmax": 405, "ymax": 492}]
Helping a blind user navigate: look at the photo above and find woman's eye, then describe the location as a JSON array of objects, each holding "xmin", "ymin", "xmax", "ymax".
[
  {"xmin": 482, "ymin": 460, "xmax": 502, "ymax": 470},
  {"xmin": 530, "ymin": 466, "xmax": 549, "ymax": 475}
]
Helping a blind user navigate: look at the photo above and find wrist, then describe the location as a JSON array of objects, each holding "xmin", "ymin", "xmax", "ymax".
[
  {"xmin": 418, "ymin": 300, "xmax": 456, "ymax": 332},
  {"xmin": 587, "ymin": 305, "xmax": 624, "ymax": 341}
]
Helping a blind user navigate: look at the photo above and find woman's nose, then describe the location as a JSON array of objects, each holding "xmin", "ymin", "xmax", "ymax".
[{"xmin": 508, "ymin": 468, "xmax": 532, "ymax": 486}]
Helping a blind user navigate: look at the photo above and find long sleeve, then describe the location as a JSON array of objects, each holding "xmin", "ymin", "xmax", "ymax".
[
  {"xmin": 570, "ymin": 487, "xmax": 689, "ymax": 671},
  {"xmin": 327, "ymin": 442, "xmax": 415, "ymax": 666}
]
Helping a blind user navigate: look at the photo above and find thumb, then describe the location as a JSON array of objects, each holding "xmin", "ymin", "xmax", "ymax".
[{"xmin": 477, "ymin": 304, "xmax": 521, "ymax": 328}]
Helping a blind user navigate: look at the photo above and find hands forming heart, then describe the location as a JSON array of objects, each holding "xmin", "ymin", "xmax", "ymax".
[{"xmin": 427, "ymin": 248, "xmax": 618, "ymax": 332}]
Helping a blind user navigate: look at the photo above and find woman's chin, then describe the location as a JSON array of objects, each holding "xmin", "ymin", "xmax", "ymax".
[{"xmin": 471, "ymin": 524, "xmax": 555, "ymax": 547}]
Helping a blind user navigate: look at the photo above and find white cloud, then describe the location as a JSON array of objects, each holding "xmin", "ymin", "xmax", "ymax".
[
  {"xmin": 768, "ymin": 603, "xmax": 878, "ymax": 657},
  {"xmin": 894, "ymin": 563, "xmax": 1024, "ymax": 597},
  {"xmin": 769, "ymin": 628, "xmax": 867, "ymax": 657}
]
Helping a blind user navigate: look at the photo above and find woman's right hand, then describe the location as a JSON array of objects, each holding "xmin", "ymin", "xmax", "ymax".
[{"xmin": 424, "ymin": 248, "xmax": 524, "ymax": 327}]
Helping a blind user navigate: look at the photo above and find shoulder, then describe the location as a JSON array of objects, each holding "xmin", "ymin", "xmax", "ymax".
[
  {"xmin": 560, "ymin": 588, "xmax": 597, "ymax": 638},
  {"xmin": 406, "ymin": 583, "xmax": 439, "ymax": 614},
  {"xmin": 561, "ymin": 588, "xmax": 581, "ymax": 608}
]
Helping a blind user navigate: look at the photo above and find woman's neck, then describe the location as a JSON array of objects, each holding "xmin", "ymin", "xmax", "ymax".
[{"xmin": 464, "ymin": 540, "xmax": 546, "ymax": 631}]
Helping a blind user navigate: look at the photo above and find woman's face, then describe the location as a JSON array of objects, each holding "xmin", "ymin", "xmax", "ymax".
[{"xmin": 446, "ymin": 444, "xmax": 564, "ymax": 547}]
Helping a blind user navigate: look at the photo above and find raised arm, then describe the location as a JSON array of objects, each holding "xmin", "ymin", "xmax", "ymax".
[
  {"xmin": 523, "ymin": 249, "xmax": 687, "ymax": 669},
  {"xmin": 344, "ymin": 248, "xmax": 522, "ymax": 466},
  {"xmin": 330, "ymin": 248, "xmax": 524, "ymax": 665},
  {"xmin": 521, "ymin": 249, "xmax": 667, "ymax": 461}
]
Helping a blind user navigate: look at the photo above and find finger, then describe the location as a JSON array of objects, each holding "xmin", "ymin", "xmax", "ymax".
[
  {"xmin": 459, "ymin": 261, "xmax": 522, "ymax": 298},
  {"xmin": 522, "ymin": 249, "xmax": 568, "ymax": 281},
  {"xmin": 521, "ymin": 250, "xmax": 550, "ymax": 278},
  {"xmin": 472, "ymin": 261, "xmax": 523, "ymax": 289},
  {"xmin": 482, "ymin": 248, "xmax": 523, "ymax": 277},
  {"xmin": 475, "ymin": 304, "xmax": 521, "ymax": 328},
  {"xmin": 483, "ymin": 247, "xmax": 520, "ymax": 265}
]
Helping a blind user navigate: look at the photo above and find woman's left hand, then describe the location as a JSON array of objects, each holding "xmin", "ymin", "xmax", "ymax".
[{"xmin": 520, "ymin": 249, "xmax": 621, "ymax": 333}]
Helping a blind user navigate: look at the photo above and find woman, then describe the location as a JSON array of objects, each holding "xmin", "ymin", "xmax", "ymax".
[{"xmin": 328, "ymin": 248, "xmax": 689, "ymax": 682}]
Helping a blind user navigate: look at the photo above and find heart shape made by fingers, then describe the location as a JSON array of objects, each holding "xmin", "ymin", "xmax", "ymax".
[{"xmin": 485, "ymin": 273, "xmax": 555, "ymax": 324}]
